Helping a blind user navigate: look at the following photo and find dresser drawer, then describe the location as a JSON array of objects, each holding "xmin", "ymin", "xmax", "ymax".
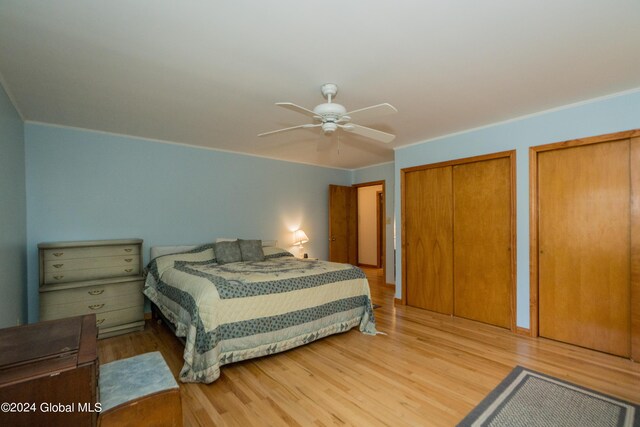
[
  {"xmin": 40, "ymin": 280, "xmax": 143, "ymax": 305},
  {"xmin": 41, "ymin": 292, "xmax": 143, "ymax": 320},
  {"xmin": 44, "ymin": 264, "xmax": 141, "ymax": 284},
  {"xmin": 42, "ymin": 244, "xmax": 140, "ymax": 261},
  {"xmin": 95, "ymin": 307, "xmax": 144, "ymax": 330},
  {"xmin": 44, "ymin": 254, "xmax": 140, "ymax": 272}
]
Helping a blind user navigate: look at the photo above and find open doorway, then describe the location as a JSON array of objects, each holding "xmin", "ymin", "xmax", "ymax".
[
  {"xmin": 355, "ymin": 181, "xmax": 385, "ymax": 277},
  {"xmin": 328, "ymin": 181, "xmax": 386, "ymax": 281}
]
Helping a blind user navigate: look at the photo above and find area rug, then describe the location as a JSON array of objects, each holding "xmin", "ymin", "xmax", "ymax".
[{"xmin": 457, "ymin": 366, "xmax": 639, "ymax": 427}]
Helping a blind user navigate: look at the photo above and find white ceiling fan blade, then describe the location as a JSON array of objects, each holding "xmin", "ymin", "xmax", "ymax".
[
  {"xmin": 258, "ymin": 123, "xmax": 320, "ymax": 137},
  {"xmin": 345, "ymin": 103, "xmax": 397, "ymax": 121},
  {"xmin": 341, "ymin": 123, "xmax": 395, "ymax": 143},
  {"xmin": 276, "ymin": 102, "xmax": 319, "ymax": 119}
]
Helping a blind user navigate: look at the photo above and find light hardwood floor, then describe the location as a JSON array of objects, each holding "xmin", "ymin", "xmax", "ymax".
[{"xmin": 98, "ymin": 268, "xmax": 640, "ymax": 426}]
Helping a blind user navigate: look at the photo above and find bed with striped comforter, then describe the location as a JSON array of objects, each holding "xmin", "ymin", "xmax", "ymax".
[{"xmin": 143, "ymin": 245, "xmax": 376, "ymax": 383}]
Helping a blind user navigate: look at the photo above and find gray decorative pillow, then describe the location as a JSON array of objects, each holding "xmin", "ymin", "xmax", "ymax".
[
  {"xmin": 238, "ymin": 239, "xmax": 265, "ymax": 261},
  {"xmin": 214, "ymin": 241, "xmax": 242, "ymax": 264}
]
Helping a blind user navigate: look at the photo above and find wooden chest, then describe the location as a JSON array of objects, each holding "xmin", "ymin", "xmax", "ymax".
[{"xmin": 0, "ymin": 315, "xmax": 99, "ymax": 427}]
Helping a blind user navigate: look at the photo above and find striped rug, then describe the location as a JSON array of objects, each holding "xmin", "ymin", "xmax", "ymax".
[{"xmin": 458, "ymin": 366, "xmax": 639, "ymax": 427}]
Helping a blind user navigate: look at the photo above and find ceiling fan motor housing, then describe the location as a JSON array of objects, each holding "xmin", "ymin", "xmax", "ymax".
[{"xmin": 313, "ymin": 102, "xmax": 347, "ymax": 122}]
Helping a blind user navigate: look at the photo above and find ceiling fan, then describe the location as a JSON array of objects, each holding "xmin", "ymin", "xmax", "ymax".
[{"xmin": 258, "ymin": 83, "xmax": 397, "ymax": 143}]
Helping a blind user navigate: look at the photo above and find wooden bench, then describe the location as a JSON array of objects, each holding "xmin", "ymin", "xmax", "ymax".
[{"xmin": 98, "ymin": 351, "xmax": 182, "ymax": 427}]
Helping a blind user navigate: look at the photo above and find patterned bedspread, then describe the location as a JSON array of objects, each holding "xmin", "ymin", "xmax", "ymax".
[{"xmin": 143, "ymin": 245, "xmax": 376, "ymax": 383}]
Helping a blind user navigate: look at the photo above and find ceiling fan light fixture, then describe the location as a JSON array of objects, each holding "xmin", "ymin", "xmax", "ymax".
[{"xmin": 322, "ymin": 122, "xmax": 338, "ymax": 134}]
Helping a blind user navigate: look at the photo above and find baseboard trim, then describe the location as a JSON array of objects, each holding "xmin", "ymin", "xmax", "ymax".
[
  {"xmin": 516, "ymin": 326, "xmax": 531, "ymax": 337},
  {"xmin": 394, "ymin": 298, "xmax": 404, "ymax": 306}
]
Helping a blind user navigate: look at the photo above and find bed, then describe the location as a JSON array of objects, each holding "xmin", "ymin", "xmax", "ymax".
[{"xmin": 143, "ymin": 240, "xmax": 377, "ymax": 384}]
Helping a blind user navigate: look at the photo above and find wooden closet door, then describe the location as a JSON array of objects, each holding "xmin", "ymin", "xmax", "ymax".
[
  {"xmin": 538, "ymin": 140, "xmax": 631, "ymax": 357},
  {"xmin": 453, "ymin": 157, "xmax": 512, "ymax": 329},
  {"xmin": 631, "ymin": 137, "xmax": 640, "ymax": 361},
  {"xmin": 405, "ymin": 167, "xmax": 454, "ymax": 314}
]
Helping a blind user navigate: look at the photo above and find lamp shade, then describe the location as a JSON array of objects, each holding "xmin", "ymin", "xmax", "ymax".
[{"xmin": 293, "ymin": 229, "xmax": 309, "ymax": 246}]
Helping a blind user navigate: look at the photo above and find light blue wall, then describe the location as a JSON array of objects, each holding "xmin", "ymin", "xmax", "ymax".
[
  {"xmin": 0, "ymin": 84, "xmax": 26, "ymax": 327},
  {"xmin": 25, "ymin": 123, "xmax": 351, "ymax": 322},
  {"xmin": 395, "ymin": 89, "xmax": 640, "ymax": 328},
  {"xmin": 353, "ymin": 162, "xmax": 395, "ymax": 285},
  {"xmin": 21, "ymin": 88, "xmax": 640, "ymax": 326}
]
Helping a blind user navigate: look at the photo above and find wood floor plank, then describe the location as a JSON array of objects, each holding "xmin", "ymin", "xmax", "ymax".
[{"xmin": 98, "ymin": 268, "xmax": 640, "ymax": 426}]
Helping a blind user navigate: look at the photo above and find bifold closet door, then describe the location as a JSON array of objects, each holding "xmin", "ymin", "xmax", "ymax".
[
  {"xmin": 538, "ymin": 140, "xmax": 631, "ymax": 357},
  {"xmin": 453, "ymin": 158, "xmax": 512, "ymax": 329},
  {"xmin": 631, "ymin": 137, "xmax": 640, "ymax": 362},
  {"xmin": 405, "ymin": 167, "xmax": 454, "ymax": 314}
]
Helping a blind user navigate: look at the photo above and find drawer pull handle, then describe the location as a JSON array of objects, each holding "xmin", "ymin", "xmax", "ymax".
[
  {"xmin": 124, "ymin": 268, "xmax": 133, "ymax": 273},
  {"xmin": 53, "ymin": 252, "xmax": 64, "ymax": 257},
  {"xmin": 53, "ymin": 275, "xmax": 64, "ymax": 280},
  {"xmin": 53, "ymin": 264, "xmax": 64, "ymax": 268},
  {"xmin": 88, "ymin": 290, "xmax": 104, "ymax": 296},
  {"xmin": 124, "ymin": 248, "xmax": 133, "ymax": 252},
  {"xmin": 96, "ymin": 319, "xmax": 105, "ymax": 326},
  {"xmin": 89, "ymin": 304, "xmax": 105, "ymax": 310},
  {"xmin": 125, "ymin": 258, "xmax": 133, "ymax": 262}
]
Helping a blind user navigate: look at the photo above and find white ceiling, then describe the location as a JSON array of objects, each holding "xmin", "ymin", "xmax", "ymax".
[{"xmin": 1, "ymin": 1, "xmax": 639, "ymax": 169}]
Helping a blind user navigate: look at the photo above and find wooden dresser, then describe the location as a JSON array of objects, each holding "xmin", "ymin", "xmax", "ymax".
[
  {"xmin": 0, "ymin": 315, "xmax": 99, "ymax": 427},
  {"xmin": 39, "ymin": 239, "xmax": 145, "ymax": 339}
]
